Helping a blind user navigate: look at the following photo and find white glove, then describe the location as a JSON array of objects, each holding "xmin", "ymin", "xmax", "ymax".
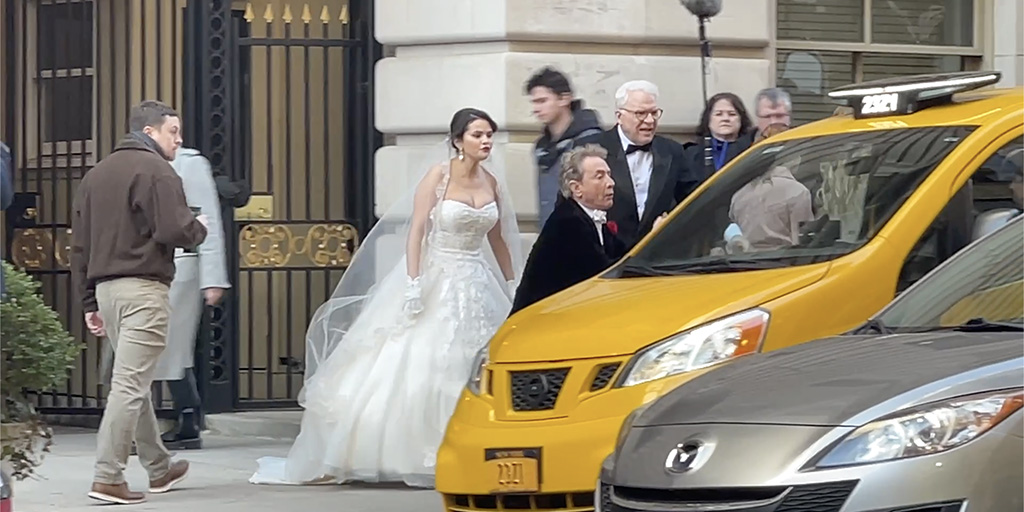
[{"xmin": 403, "ymin": 276, "xmax": 424, "ymax": 317}]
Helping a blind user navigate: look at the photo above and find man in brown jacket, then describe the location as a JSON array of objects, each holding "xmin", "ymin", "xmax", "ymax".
[{"xmin": 72, "ymin": 100, "xmax": 209, "ymax": 505}]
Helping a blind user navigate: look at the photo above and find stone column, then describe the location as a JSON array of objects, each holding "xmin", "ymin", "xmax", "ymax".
[
  {"xmin": 373, "ymin": 0, "xmax": 772, "ymax": 246},
  {"xmin": 993, "ymin": 0, "xmax": 1023, "ymax": 87}
]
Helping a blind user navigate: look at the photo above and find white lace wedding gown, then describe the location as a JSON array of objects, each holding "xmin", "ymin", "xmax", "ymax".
[{"xmin": 250, "ymin": 198, "xmax": 512, "ymax": 488}]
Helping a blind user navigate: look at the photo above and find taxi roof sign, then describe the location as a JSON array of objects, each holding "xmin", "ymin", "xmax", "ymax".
[{"xmin": 827, "ymin": 71, "xmax": 1002, "ymax": 119}]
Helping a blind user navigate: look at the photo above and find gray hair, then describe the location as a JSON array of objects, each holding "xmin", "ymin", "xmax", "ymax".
[
  {"xmin": 754, "ymin": 87, "xmax": 792, "ymax": 113},
  {"xmin": 615, "ymin": 80, "xmax": 659, "ymax": 109},
  {"xmin": 559, "ymin": 144, "xmax": 609, "ymax": 198}
]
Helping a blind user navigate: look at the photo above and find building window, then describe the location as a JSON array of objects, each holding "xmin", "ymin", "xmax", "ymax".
[
  {"xmin": 15, "ymin": 0, "xmax": 96, "ymax": 168},
  {"xmin": 777, "ymin": 0, "xmax": 864, "ymax": 43},
  {"xmin": 870, "ymin": 0, "xmax": 973, "ymax": 47},
  {"xmin": 37, "ymin": 1, "xmax": 95, "ymax": 144},
  {"xmin": 775, "ymin": 0, "xmax": 982, "ymax": 125},
  {"xmin": 777, "ymin": 50, "xmax": 854, "ymax": 126}
]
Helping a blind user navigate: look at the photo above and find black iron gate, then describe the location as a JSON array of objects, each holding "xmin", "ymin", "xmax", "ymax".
[
  {"xmin": 2, "ymin": 0, "xmax": 379, "ymax": 416},
  {"xmin": 189, "ymin": 1, "xmax": 379, "ymax": 412},
  {"xmin": 3, "ymin": 0, "xmax": 196, "ymax": 415}
]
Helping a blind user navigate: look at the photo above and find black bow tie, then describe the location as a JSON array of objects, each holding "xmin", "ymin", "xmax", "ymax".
[{"xmin": 625, "ymin": 143, "xmax": 652, "ymax": 155}]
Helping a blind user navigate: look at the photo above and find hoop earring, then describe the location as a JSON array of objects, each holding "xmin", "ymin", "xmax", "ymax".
[{"xmin": 457, "ymin": 148, "xmax": 465, "ymax": 161}]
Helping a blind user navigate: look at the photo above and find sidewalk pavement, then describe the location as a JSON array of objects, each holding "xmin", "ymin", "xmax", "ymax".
[{"xmin": 9, "ymin": 428, "xmax": 435, "ymax": 511}]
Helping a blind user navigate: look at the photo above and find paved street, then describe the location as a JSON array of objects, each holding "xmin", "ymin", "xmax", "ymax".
[{"xmin": 9, "ymin": 428, "xmax": 435, "ymax": 511}]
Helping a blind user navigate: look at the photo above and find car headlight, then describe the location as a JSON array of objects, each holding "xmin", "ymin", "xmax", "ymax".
[
  {"xmin": 814, "ymin": 388, "xmax": 1024, "ymax": 469},
  {"xmin": 616, "ymin": 309, "xmax": 770, "ymax": 387},
  {"xmin": 466, "ymin": 346, "xmax": 489, "ymax": 395}
]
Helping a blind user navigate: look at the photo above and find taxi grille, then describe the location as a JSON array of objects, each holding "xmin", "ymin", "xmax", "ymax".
[
  {"xmin": 590, "ymin": 363, "xmax": 621, "ymax": 391},
  {"xmin": 510, "ymin": 369, "xmax": 570, "ymax": 411},
  {"xmin": 445, "ymin": 492, "xmax": 595, "ymax": 511}
]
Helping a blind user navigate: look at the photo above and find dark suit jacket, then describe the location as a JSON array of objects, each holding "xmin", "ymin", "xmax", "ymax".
[
  {"xmin": 574, "ymin": 127, "xmax": 698, "ymax": 249},
  {"xmin": 511, "ymin": 199, "xmax": 627, "ymax": 316}
]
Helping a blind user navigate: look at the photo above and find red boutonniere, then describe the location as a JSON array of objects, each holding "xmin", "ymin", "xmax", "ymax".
[{"xmin": 606, "ymin": 221, "xmax": 618, "ymax": 235}]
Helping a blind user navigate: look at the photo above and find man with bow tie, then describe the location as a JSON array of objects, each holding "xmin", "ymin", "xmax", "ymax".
[
  {"xmin": 511, "ymin": 145, "xmax": 635, "ymax": 315},
  {"xmin": 573, "ymin": 79, "xmax": 700, "ymax": 249}
]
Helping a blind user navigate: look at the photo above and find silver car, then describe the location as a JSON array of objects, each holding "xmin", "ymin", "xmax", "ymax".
[{"xmin": 599, "ymin": 215, "xmax": 1024, "ymax": 512}]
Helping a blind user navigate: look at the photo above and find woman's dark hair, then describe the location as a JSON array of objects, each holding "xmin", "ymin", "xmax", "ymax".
[
  {"xmin": 696, "ymin": 92, "xmax": 753, "ymax": 139},
  {"xmin": 449, "ymin": 108, "xmax": 498, "ymax": 150}
]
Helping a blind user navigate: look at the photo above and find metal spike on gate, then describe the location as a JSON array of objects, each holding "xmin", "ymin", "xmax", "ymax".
[
  {"xmin": 339, "ymin": 4, "xmax": 349, "ymax": 24},
  {"xmin": 320, "ymin": 6, "xmax": 331, "ymax": 23},
  {"xmin": 282, "ymin": 4, "xmax": 293, "ymax": 23},
  {"xmin": 243, "ymin": 2, "xmax": 255, "ymax": 23},
  {"xmin": 263, "ymin": 3, "xmax": 275, "ymax": 23},
  {"xmin": 301, "ymin": 4, "xmax": 312, "ymax": 24}
]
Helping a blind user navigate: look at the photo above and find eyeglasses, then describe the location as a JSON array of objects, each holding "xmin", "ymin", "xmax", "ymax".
[{"xmin": 619, "ymin": 108, "xmax": 663, "ymax": 121}]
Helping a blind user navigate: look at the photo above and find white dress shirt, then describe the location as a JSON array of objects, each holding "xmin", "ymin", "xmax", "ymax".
[
  {"xmin": 617, "ymin": 126, "xmax": 654, "ymax": 220},
  {"xmin": 575, "ymin": 200, "xmax": 607, "ymax": 245}
]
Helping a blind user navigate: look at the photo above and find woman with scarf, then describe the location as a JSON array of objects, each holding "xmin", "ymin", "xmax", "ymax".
[{"xmin": 682, "ymin": 92, "xmax": 755, "ymax": 181}]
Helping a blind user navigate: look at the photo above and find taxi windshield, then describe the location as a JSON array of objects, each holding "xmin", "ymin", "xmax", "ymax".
[
  {"xmin": 617, "ymin": 125, "xmax": 976, "ymax": 277},
  {"xmin": 872, "ymin": 216, "xmax": 1024, "ymax": 333}
]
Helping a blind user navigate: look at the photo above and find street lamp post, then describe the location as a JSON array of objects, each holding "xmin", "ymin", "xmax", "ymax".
[
  {"xmin": 680, "ymin": 0, "xmax": 723, "ymax": 176},
  {"xmin": 680, "ymin": 0, "xmax": 723, "ymax": 105}
]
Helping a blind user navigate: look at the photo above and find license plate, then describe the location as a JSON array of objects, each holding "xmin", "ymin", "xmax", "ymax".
[{"xmin": 485, "ymin": 448, "xmax": 541, "ymax": 494}]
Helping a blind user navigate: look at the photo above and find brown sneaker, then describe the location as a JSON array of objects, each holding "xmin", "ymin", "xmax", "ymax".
[
  {"xmin": 149, "ymin": 459, "xmax": 189, "ymax": 494},
  {"xmin": 88, "ymin": 482, "xmax": 146, "ymax": 504}
]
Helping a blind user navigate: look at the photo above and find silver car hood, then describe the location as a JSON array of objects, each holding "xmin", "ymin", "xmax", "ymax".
[{"xmin": 635, "ymin": 332, "xmax": 1024, "ymax": 428}]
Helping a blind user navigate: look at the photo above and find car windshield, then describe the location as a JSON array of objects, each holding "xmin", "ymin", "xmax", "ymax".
[
  {"xmin": 616, "ymin": 126, "xmax": 976, "ymax": 277},
  {"xmin": 871, "ymin": 216, "xmax": 1024, "ymax": 333}
]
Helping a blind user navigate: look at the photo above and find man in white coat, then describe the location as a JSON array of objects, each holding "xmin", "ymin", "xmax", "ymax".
[{"xmin": 155, "ymin": 147, "xmax": 230, "ymax": 450}]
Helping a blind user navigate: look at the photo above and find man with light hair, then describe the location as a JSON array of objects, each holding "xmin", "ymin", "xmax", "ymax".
[
  {"xmin": 753, "ymin": 87, "xmax": 792, "ymax": 135},
  {"xmin": 573, "ymin": 79, "xmax": 697, "ymax": 249},
  {"xmin": 511, "ymin": 144, "xmax": 629, "ymax": 315}
]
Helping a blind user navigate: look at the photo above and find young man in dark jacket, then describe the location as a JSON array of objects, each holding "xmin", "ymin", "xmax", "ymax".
[
  {"xmin": 525, "ymin": 67, "xmax": 602, "ymax": 228},
  {"xmin": 73, "ymin": 100, "xmax": 208, "ymax": 505}
]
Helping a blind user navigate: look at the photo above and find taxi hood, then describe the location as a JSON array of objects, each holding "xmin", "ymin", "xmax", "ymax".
[{"xmin": 490, "ymin": 265, "xmax": 829, "ymax": 363}]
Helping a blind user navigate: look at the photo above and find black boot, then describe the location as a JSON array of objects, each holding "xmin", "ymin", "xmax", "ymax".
[
  {"xmin": 163, "ymin": 408, "xmax": 202, "ymax": 450},
  {"xmin": 163, "ymin": 371, "xmax": 204, "ymax": 450}
]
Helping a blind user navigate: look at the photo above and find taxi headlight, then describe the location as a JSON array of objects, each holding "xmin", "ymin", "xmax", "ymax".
[
  {"xmin": 466, "ymin": 346, "xmax": 489, "ymax": 395},
  {"xmin": 814, "ymin": 389, "xmax": 1024, "ymax": 469},
  {"xmin": 617, "ymin": 309, "xmax": 769, "ymax": 388}
]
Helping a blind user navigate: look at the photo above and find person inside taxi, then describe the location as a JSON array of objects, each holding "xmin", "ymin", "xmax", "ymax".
[
  {"xmin": 728, "ymin": 135, "xmax": 814, "ymax": 252},
  {"xmin": 1009, "ymin": 149, "xmax": 1023, "ymax": 211},
  {"xmin": 511, "ymin": 144, "xmax": 634, "ymax": 315},
  {"xmin": 723, "ymin": 122, "xmax": 814, "ymax": 253}
]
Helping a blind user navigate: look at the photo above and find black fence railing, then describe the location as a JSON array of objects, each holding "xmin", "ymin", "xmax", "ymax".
[
  {"xmin": 3, "ymin": 0, "xmax": 378, "ymax": 415},
  {"xmin": 3, "ymin": 0, "xmax": 188, "ymax": 415},
  {"xmin": 226, "ymin": 4, "xmax": 365, "ymax": 406}
]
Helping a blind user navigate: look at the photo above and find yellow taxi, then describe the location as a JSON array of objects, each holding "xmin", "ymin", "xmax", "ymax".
[{"xmin": 436, "ymin": 71, "xmax": 1024, "ymax": 512}]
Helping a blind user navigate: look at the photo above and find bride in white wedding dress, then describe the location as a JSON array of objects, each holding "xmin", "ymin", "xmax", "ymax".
[{"xmin": 249, "ymin": 108, "xmax": 524, "ymax": 489}]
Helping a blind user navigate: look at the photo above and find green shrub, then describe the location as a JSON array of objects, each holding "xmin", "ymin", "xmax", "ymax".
[{"xmin": 1, "ymin": 261, "xmax": 81, "ymax": 479}]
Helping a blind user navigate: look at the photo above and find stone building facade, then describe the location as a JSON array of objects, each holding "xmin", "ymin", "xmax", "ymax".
[{"xmin": 373, "ymin": 0, "xmax": 1024, "ymax": 238}]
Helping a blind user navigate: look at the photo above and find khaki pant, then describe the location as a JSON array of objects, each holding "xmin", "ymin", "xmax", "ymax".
[{"xmin": 94, "ymin": 278, "xmax": 173, "ymax": 485}]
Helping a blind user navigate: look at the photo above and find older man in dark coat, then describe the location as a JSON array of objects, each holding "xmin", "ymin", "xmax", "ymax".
[{"xmin": 511, "ymin": 144, "xmax": 629, "ymax": 315}]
